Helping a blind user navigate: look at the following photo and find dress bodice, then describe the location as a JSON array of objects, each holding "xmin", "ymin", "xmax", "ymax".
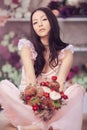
[{"xmin": 18, "ymin": 38, "xmax": 74, "ymax": 91}]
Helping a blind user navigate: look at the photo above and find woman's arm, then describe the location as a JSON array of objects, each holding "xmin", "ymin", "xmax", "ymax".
[
  {"xmin": 57, "ymin": 50, "xmax": 73, "ymax": 91},
  {"xmin": 20, "ymin": 45, "xmax": 36, "ymax": 86}
]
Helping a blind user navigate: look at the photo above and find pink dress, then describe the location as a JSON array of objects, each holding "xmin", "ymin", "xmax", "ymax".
[{"xmin": 0, "ymin": 39, "xmax": 85, "ymax": 130}]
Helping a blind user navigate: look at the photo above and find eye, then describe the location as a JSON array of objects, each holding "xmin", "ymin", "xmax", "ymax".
[
  {"xmin": 42, "ymin": 18, "xmax": 47, "ymax": 21},
  {"xmin": 33, "ymin": 21, "xmax": 37, "ymax": 25}
]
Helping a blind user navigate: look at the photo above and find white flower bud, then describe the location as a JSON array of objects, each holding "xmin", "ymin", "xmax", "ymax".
[
  {"xmin": 50, "ymin": 91, "xmax": 61, "ymax": 100},
  {"xmin": 42, "ymin": 86, "xmax": 51, "ymax": 93}
]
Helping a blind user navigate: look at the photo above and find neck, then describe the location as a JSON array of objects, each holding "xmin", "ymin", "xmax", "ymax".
[
  {"xmin": 45, "ymin": 45, "xmax": 49, "ymax": 52},
  {"xmin": 41, "ymin": 35, "xmax": 49, "ymax": 48}
]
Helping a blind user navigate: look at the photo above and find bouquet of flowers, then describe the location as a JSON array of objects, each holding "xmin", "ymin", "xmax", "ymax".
[{"xmin": 21, "ymin": 76, "xmax": 68, "ymax": 121}]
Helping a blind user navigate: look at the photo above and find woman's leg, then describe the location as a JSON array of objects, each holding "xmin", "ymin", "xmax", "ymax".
[
  {"xmin": 17, "ymin": 125, "xmax": 42, "ymax": 130},
  {"xmin": 47, "ymin": 84, "xmax": 85, "ymax": 130},
  {"xmin": 48, "ymin": 126, "xmax": 53, "ymax": 130},
  {"xmin": 2, "ymin": 123, "xmax": 17, "ymax": 130},
  {"xmin": 0, "ymin": 80, "xmax": 45, "ymax": 130}
]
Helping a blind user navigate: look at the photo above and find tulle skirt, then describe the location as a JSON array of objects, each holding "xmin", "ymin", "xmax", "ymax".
[{"xmin": 0, "ymin": 79, "xmax": 85, "ymax": 130}]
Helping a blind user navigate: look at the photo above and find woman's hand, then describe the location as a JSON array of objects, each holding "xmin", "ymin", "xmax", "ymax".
[
  {"xmin": 48, "ymin": 126, "xmax": 53, "ymax": 130},
  {"xmin": 59, "ymin": 85, "xmax": 65, "ymax": 92},
  {"xmin": 34, "ymin": 110, "xmax": 54, "ymax": 121}
]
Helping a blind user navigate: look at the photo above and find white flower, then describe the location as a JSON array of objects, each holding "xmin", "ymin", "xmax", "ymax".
[
  {"xmin": 42, "ymin": 86, "xmax": 51, "ymax": 93},
  {"xmin": 10, "ymin": 3, "xmax": 18, "ymax": 9},
  {"xmin": 24, "ymin": 12, "xmax": 31, "ymax": 19},
  {"xmin": 4, "ymin": 34, "xmax": 10, "ymax": 41},
  {"xmin": 8, "ymin": 44, "xmax": 17, "ymax": 52},
  {"xmin": 50, "ymin": 91, "xmax": 61, "ymax": 100},
  {"xmin": 14, "ymin": 12, "xmax": 23, "ymax": 18},
  {"xmin": 16, "ymin": 7, "xmax": 23, "ymax": 13},
  {"xmin": 9, "ymin": 31, "xmax": 15, "ymax": 38},
  {"xmin": 0, "ymin": 9, "xmax": 8, "ymax": 17},
  {"xmin": 67, "ymin": 0, "xmax": 82, "ymax": 6},
  {"xmin": 2, "ymin": 64, "xmax": 12, "ymax": 73},
  {"xmin": 21, "ymin": 8, "xmax": 28, "ymax": 13},
  {"xmin": 4, "ymin": 0, "xmax": 12, "ymax": 6},
  {"xmin": 1, "ymin": 40, "xmax": 9, "ymax": 46},
  {"xmin": 21, "ymin": 0, "xmax": 30, "ymax": 8}
]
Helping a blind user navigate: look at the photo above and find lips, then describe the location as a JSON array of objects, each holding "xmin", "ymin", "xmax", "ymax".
[{"xmin": 39, "ymin": 28, "xmax": 45, "ymax": 32}]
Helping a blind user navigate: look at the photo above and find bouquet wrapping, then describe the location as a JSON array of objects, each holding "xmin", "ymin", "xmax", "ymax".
[{"xmin": 21, "ymin": 76, "xmax": 68, "ymax": 121}]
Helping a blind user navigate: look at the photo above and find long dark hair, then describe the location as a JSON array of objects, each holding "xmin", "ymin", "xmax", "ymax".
[{"xmin": 30, "ymin": 7, "xmax": 68, "ymax": 77}]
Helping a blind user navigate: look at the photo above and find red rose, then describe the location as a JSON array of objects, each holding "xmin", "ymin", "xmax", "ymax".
[
  {"xmin": 52, "ymin": 76, "xmax": 57, "ymax": 81},
  {"xmin": 32, "ymin": 105, "xmax": 39, "ymax": 111},
  {"xmin": 45, "ymin": 81, "xmax": 50, "ymax": 86},
  {"xmin": 60, "ymin": 91, "xmax": 64, "ymax": 96},
  {"xmin": 40, "ymin": 82, "xmax": 46, "ymax": 86},
  {"xmin": 62, "ymin": 95, "xmax": 68, "ymax": 99},
  {"xmin": 25, "ymin": 95, "xmax": 31, "ymax": 101},
  {"xmin": 43, "ymin": 92, "xmax": 49, "ymax": 98}
]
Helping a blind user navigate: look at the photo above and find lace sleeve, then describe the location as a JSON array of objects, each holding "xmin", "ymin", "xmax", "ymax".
[
  {"xmin": 58, "ymin": 45, "xmax": 74, "ymax": 62},
  {"xmin": 64, "ymin": 44, "xmax": 74, "ymax": 54},
  {"xmin": 18, "ymin": 38, "xmax": 37, "ymax": 60}
]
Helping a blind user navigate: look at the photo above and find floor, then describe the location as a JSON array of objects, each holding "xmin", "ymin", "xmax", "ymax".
[{"xmin": 0, "ymin": 112, "xmax": 87, "ymax": 130}]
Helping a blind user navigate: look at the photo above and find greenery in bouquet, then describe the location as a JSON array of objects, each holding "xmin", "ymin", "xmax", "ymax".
[
  {"xmin": 21, "ymin": 76, "xmax": 68, "ymax": 121},
  {"xmin": 0, "ymin": 31, "xmax": 21, "ymax": 86}
]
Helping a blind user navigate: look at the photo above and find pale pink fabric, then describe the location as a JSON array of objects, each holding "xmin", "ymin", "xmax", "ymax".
[
  {"xmin": 18, "ymin": 38, "xmax": 37, "ymax": 60},
  {"xmin": 0, "ymin": 39, "xmax": 85, "ymax": 130}
]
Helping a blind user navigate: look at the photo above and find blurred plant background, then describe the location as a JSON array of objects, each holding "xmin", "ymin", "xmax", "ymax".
[
  {"xmin": 66, "ymin": 65, "xmax": 87, "ymax": 91},
  {"xmin": 0, "ymin": 31, "xmax": 21, "ymax": 86},
  {"xmin": 48, "ymin": 0, "xmax": 87, "ymax": 18}
]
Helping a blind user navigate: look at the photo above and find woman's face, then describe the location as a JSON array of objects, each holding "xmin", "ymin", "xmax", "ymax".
[{"xmin": 32, "ymin": 10, "xmax": 51, "ymax": 38}]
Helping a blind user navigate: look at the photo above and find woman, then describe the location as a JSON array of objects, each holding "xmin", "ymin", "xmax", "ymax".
[{"xmin": 0, "ymin": 7, "xmax": 85, "ymax": 130}]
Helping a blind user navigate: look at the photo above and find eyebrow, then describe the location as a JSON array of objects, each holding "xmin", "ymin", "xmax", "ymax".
[{"xmin": 33, "ymin": 15, "xmax": 47, "ymax": 21}]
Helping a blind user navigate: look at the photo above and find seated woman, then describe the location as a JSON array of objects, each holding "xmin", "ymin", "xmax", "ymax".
[{"xmin": 0, "ymin": 7, "xmax": 85, "ymax": 130}]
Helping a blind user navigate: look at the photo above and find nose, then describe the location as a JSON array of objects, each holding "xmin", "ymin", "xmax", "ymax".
[{"xmin": 38, "ymin": 20, "xmax": 42, "ymax": 27}]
